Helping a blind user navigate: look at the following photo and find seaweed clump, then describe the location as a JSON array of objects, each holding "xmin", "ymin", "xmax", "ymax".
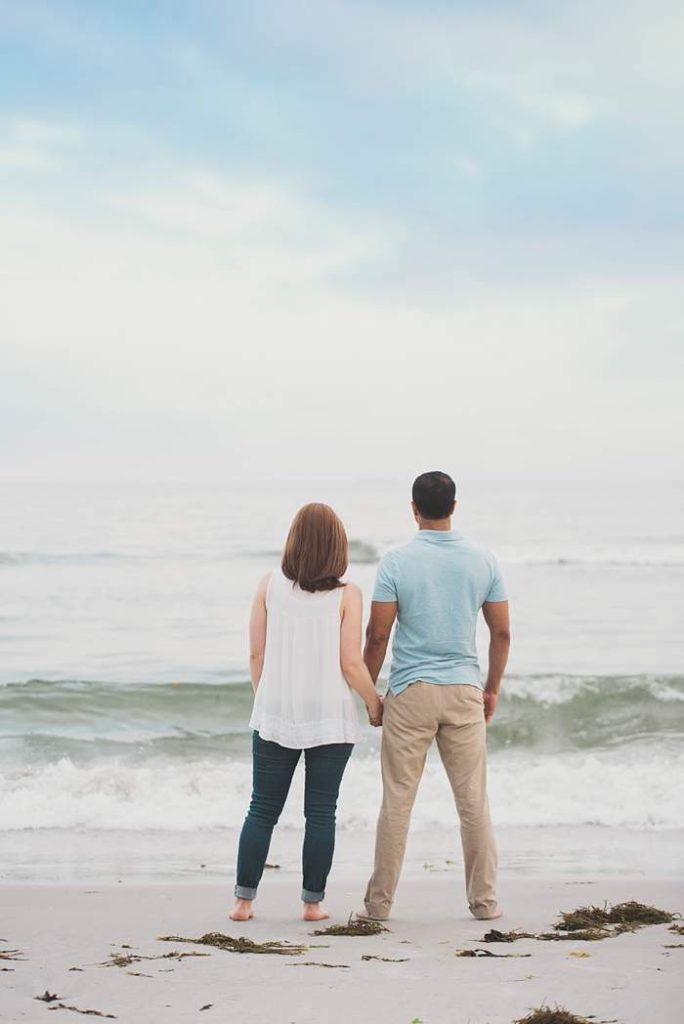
[
  {"xmin": 513, "ymin": 1007, "xmax": 595, "ymax": 1024},
  {"xmin": 555, "ymin": 900, "xmax": 675, "ymax": 935},
  {"xmin": 158, "ymin": 933, "xmax": 308, "ymax": 956},
  {"xmin": 456, "ymin": 948, "xmax": 531, "ymax": 959},
  {"xmin": 480, "ymin": 901, "xmax": 678, "ymax": 947},
  {"xmin": 311, "ymin": 915, "xmax": 388, "ymax": 937},
  {"xmin": 483, "ymin": 929, "xmax": 536, "ymax": 943}
]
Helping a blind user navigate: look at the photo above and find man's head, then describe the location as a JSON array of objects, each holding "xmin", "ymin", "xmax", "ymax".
[{"xmin": 411, "ymin": 471, "xmax": 456, "ymax": 526}]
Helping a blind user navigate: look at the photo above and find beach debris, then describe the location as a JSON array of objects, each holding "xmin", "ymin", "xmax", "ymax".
[
  {"xmin": 667, "ymin": 923, "xmax": 684, "ymax": 935},
  {"xmin": 0, "ymin": 948, "xmax": 25, "ymax": 961},
  {"xmin": 456, "ymin": 948, "xmax": 531, "ymax": 958},
  {"xmin": 663, "ymin": 943, "xmax": 684, "ymax": 949},
  {"xmin": 361, "ymin": 952, "xmax": 409, "ymax": 963},
  {"xmin": 158, "ymin": 932, "xmax": 308, "ymax": 956},
  {"xmin": 36, "ymin": 990, "xmax": 117, "ymax": 1018},
  {"xmin": 46, "ymin": 1004, "xmax": 116, "ymax": 1018},
  {"xmin": 199, "ymin": 1005, "xmax": 213, "ymax": 1011},
  {"xmin": 480, "ymin": 901, "xmax": 679, "ymax": 947},
  {"xmin": 311, "ymin": 914, "xmax": 388, "ymax": 937},
  {"xmin": 554, "ymin": 900, "xmax": 675, "ymax": 933},
  {"xmin": 99, "ymin": 949, "xmax": 208, "ymax": 968},
  {"xmin": 539, "ymin": 929, "xmax": 612, "ymax": 942},
  {"xmin": 68, "ymin": 968, "xmax": 84, "ymax": 972},
  {"xmin": 264, "ymin": 863, "xmax": 281, "ymax": 869},
  {"xmin": 483, "ymin": 929, "xmax": 536, "ymax": 943},
  {"xmin": 567, "ymin": 951, "xmax": 592, "ymax": 958},
  {"xmin": 512, "ymin": 1007, "xmax": 598, "ymax": 1024},
  {"xmin": 288, "ymin": 961, "xmax": 350, "ymax": 969}
]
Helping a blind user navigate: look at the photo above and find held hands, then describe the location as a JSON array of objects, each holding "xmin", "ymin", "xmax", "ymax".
[{"xmin": 367, "ymin": 696, "xmax": 384, "ymax": 727}]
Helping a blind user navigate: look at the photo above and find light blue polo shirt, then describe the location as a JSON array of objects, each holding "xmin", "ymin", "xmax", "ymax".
[{"xmin": 372, "ymin": 529, "xmax": 507, "ymax": 694}]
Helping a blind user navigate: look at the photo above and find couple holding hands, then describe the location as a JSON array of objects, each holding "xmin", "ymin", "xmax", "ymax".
[{"xmin": 231, "ymin": 471, "xmax": 510, "ymax": 925}]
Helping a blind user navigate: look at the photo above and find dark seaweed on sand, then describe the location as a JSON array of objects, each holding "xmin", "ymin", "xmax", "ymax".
[
  {"xmin": 483, "ymin": 929, "xmax": 536, "ymax": 943},
  {"xmin": 311, "ymin": 915, "xmax": 388, "ymax": 937},
  {"xmin": 482, "ymin": 900, "xmax": 678, "ymax": 946},
  {"xmin": 456, "ymin": 948, "xmax": 531, "ymax": 959},
  {"xmin": 158, "ymin": 932, "xmax": 308, "ymax": 955},
  {"xmin": 35, "ymin": 993, "xmax": 116, "ymax": 1018},
  {"xmin": 513, "ymin": 1007, "xmax": 600, "ymax": 1024},
  {"xmin": 554, "ymin": 900, "xmax": 674, "ymax": 933},
  {"xmin": 361, "ymin": 954, "xmax": 409, "ymax": 962},
  {"xmin": 287, "ymin": 961, "xmax": 350, "ymax": 969},
  {"xmin": 100, "ymin": 950, "xmax": 208, "ymax": 968}
]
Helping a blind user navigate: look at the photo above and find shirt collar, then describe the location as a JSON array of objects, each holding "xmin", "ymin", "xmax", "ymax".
[{"xmin": 414, "ymin": 529, "xmax": 463, "ymax": 542}]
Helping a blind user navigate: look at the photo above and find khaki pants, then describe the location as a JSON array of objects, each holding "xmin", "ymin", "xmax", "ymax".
[{"xmin": 364, "ymin": 681, "xmax": 498, "ymax": 920}]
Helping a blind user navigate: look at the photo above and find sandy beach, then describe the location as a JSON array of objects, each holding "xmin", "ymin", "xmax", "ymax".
[{"xmin": 3, "ymin": 827, "xmax": 682, "ymax": 1024}]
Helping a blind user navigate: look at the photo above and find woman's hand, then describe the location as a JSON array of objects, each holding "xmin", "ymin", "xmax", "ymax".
[{"xmin": 367, "ymin": 696, "xmax": 383, "ymax": 727}]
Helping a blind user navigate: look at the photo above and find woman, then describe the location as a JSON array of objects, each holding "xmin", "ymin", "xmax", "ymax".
[{"xmin": 230, "ymin": 503, "xmax": 383, "ymax": 923}]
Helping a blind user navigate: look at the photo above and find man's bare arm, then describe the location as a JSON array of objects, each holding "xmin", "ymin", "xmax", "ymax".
[
  {"xmin": 481, "ymin": 600, "xmax": 511, "ymax": 722},
  {"xmin": 363, "ymin": 601, "xmax": 397, "ymax": 684}
]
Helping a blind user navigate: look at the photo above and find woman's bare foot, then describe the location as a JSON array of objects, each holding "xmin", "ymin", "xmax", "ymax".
[
  {"xmin": 229, "ymin": 898, "xmax": 254, "ymax": 921},
  {"xmin": 302, "ymin": 902, "xmax": 329, "ymax": 922}
]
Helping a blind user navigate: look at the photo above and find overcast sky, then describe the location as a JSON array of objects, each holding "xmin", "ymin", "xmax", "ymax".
[{"xmin": 1, "ymin": 0, "xmax": 682, "ymax": 482}]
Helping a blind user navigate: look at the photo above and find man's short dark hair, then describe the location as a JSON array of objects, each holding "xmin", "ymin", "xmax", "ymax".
[{"xmin": 412, "ymin": 471, "xmax": 456, "ymax": 520}]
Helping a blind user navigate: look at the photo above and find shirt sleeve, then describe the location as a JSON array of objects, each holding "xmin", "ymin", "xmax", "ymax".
[
  {"xmin": 485, "ymin": 555, "xmax": 507, "ymax": 602},
  {"xmin": 372, "ymin": 553, "xmax": 398, "ymax": 602}
]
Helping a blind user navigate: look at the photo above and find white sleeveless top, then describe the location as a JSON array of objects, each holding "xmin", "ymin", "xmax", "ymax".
[{"xmin": 249, "ymin": 570, "xmax": 362, "ymax": 748}]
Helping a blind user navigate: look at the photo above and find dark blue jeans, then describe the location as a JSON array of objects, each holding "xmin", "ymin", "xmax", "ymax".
[{"xmin": 235, "ymin": 732, "xmax": 353, "ymax": 903}]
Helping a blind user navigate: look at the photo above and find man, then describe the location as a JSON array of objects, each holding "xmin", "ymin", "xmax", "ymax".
[{"xmin": 362, "ymin": 471, "xmax": 510, "ymax": 921}]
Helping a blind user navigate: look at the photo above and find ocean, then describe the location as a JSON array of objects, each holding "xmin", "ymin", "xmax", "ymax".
[{"xmin": 1, "ymin": 479, "xmax": 683, "ymax": 874}]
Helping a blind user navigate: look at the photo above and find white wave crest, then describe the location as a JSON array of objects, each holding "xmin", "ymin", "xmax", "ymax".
[{"xmin": 1, "ymin": 745, "xmax": 682, "ymax": 832}]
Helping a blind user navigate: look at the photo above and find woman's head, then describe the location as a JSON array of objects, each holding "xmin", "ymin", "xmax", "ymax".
[{"xmin": 281, "ymin": 503, "xmax": 348, "ymax": 592}]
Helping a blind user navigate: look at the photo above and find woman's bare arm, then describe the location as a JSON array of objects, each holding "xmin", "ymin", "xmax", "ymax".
[
  {"xmin": 340, "ymin": 584, "xmax": 383, "ymax": 725},
  {"xmin": 248, "ymin": 574, "xmax": 270, "ymax": 691}
]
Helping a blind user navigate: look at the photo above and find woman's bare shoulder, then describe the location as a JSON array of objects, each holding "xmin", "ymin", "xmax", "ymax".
[
  {"xmin": 255, "ymin": 572, "xmax": 273, "ymax": 599},
  {"xmin": 341, "ymin": 581, "xmax": 362, "ymax": 606}
]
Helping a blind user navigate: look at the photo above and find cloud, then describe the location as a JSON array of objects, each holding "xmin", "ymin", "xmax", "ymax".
[
  {"xmin": 0, "ymin": 117, "xmax": 82, "ymax": 173},
  {"xmin": 106, "ymin": 172, "xmax": 393, "ymax": 284},
  {"xmin": 2, "ymin": 166, "xmax": 682, "ymax": 481},
  {"xmin": 260, "ymin": 0, "xmax": 684, "ymax": 147}
]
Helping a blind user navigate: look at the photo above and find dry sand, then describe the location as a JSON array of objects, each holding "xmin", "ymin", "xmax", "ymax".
[{"xmin": 2, "ymin": 837, "xmax": 682, "ymax": 1024}]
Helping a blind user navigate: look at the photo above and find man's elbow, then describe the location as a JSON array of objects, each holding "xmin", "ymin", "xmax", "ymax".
[{"xmin": 492, "ymin": 629, "xmax": 511, "ymax": 646}]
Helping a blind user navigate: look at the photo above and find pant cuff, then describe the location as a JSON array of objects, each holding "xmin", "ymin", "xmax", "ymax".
[
  {"xmin": 302, "ymin": 888, "xmax": 325, "ymax": 903},
  {"xmin": 363, "ymin": 903, "xmax": 390, "ymax": 921},
  {"xmin": 469, "ymin": 902, "xmax": 500, "ymax": 920},
  {"xmin": 234, "ymin": 885, "xmax": 257, "ymax": 900}
]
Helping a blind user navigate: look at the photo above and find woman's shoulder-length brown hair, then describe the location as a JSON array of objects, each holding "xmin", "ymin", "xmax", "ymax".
[{"xmin": 281, "ymin": 503, "xmax": 348, "ymax": 593}]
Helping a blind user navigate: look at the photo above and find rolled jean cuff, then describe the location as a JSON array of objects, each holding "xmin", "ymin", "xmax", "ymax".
[
  {"xmin": 302, "ymin": 888, "xmax": 325, "ymax": 903},
  {"xmin": 234, "ymin": 884, "xmax": 257, "ymax": 900}
]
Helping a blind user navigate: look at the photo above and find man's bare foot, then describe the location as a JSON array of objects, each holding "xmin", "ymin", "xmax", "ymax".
[
  {"xmin": 302, "ymin": 902, "xmax": 329, "ymax": 922},
  {"xmin": 229, "ymin": 899, "xmax": 254, "ymax": 921}
]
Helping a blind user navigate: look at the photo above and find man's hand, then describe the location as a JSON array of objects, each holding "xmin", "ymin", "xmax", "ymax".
[
  {"xmin": 367, "ymin": 697, "xmax": 384, "ymax": 727},
  {"xmin": 483, "ymin": 689, "xmax": 498, "ymax": 723}
]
